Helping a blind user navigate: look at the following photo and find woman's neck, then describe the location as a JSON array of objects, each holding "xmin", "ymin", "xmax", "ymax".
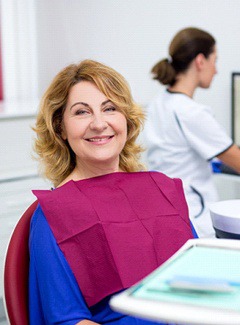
[
  {"xmin": 169, "ymin": 80, "xmax": 196, "ymax": 98},
  {"xmin": 59, "ymin": 160, "xmax": 121, "ymax": 186},
  {"xmin": 169, "ymin": 68, "xmax": 198, "ymax": 98},
  {"xmin": 75, "ymin": 166, "xmax": 121, "ymax": 181}
]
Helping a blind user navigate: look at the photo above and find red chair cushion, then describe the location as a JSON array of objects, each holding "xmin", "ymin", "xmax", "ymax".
[{"xmin": 4, "ymin": 200, "xmax": 38, "ymax": 325}]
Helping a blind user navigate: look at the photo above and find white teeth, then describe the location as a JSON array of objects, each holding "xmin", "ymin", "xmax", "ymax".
[{"xmin": 88, "ymin": 137, "xmax": 110, "ymax": 142}]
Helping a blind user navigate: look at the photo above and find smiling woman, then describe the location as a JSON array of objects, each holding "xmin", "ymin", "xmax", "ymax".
[
  {"xmin": 29, "ymin": 59, "xmax": 196, "ymax": 325},
  {"xmin": 33, "ymin": 59, "xmax": 145, "ymax": 187}
]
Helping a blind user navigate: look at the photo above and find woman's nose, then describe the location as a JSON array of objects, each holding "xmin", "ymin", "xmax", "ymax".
[{"xmin": 89, "ymin": 115, "xmax": 108, "ymax": 131}]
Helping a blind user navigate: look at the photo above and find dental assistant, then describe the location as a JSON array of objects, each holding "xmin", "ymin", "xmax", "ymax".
[{"xmin": 144, "ymin": 27, "xmax": 240, "ymax": 238}]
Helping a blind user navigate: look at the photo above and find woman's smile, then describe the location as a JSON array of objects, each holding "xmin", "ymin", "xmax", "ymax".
[{"xmin": 85, "ymin": 135, "xmax": 114, "ymax": 144}]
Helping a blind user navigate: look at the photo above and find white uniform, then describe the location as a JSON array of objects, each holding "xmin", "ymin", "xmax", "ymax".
[{"xmin": 144, "ymin": 90, "xmax": 233, "ymax": 238}]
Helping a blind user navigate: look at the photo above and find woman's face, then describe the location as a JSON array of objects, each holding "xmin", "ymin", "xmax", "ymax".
[
  {"xmin": 199, "ymin": 46, "xmax": 218, "ymax": 88},
  {"xmin": 62, "ymin": 81, "xmax": 127, "ymax": 170}
]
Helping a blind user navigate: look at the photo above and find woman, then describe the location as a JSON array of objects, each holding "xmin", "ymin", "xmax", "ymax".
[
  {"xmin": 144, "ymin": 27, "xmax": 240, "ymax": 238},
  {"xmin": 29, "ymin": 59, "xmax": 195, "ymax": 324}
]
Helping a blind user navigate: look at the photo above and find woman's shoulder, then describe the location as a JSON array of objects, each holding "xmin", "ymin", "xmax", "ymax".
[
  {"xmin": 29, "ymin": 204, "xmax": 54, "ymax": 247},
  {"xmin": 30, "ymin": 204, "xmax": 45, "ymax": 228},
  {"xmin": 171, "ymin": 95, "xmax": 213, "ymax": 119},
  {"xmin": 147, "ymin": 170, "xmax": 182, "ymax": 190},
  {"xmin": 147, "ymin": 90, "xmax": 207, "ymax": 112}
]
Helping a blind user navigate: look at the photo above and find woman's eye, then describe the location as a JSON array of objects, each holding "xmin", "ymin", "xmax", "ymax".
[
  {"xmin": 75, "ymin": 109, "xmax": 89, "ymax": 115},
  {"xmin": 104, "ymin": 106, "xmax": 116, "ymax": 112}
]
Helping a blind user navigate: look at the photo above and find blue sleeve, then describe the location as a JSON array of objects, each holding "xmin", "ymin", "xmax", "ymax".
[
  {"xmin": 190, "ymin": 222, "xmax": 198, "ymax": 238},
  {"xmin": 29, "ymin": 205, "xmax": 92, "ymax": 325}
]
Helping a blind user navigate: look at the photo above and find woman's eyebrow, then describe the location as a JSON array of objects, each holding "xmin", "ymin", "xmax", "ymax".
[
  {"xmin": 70, "ymin": 102, "xmax": 89, "ymax": 110},
  {"xmin": 70, "ymin": 99, "xmax": 112, "ymax": 110},
  {"xmin": 101, "ymin": 100, "xmax": 111, "ymax": 106}
]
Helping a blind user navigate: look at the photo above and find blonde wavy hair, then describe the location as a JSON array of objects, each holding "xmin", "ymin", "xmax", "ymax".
[{"xmin": 33, "ymin": 59, "xmax": 145, "ymax": 186}]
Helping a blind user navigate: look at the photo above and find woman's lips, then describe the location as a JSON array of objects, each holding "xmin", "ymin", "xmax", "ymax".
[{"xmin": 85, "ymin": 135, "xmax": 114, "ymax": 143}]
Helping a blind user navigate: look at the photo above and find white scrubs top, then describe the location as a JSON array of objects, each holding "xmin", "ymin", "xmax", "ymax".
[{"xmin": 144, "ymin": 90, "xmax": 233, "ymax": 238}]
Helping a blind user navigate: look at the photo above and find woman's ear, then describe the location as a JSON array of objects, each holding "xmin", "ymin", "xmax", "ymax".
[{"xmin": 195, "ymin": 53, "xmax": 205, "ymax": 71}]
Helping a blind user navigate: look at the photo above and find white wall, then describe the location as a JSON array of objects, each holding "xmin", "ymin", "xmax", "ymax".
[{"xmin": 34, "ymin": 0, "xmax": 240, "ymax": 137}]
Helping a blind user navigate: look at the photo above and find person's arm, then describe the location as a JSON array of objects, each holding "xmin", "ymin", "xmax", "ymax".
[
  {"xmin": 29, "ymin": 205, "xmax": 93, "ymax": 324},
  {"xmin": 217, "ymin": 144, "xmax": 240, "ymax": 174}
]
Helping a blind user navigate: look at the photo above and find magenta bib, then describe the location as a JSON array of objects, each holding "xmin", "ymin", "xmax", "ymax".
[{"xmin": 33, "ymin": 171, "xmax": 193, "ymax": 306}]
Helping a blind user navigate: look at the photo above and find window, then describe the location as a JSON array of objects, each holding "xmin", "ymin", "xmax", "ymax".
[{"xmin": 1, "ymin": 0, "xmax": 38, "ymax": 101}]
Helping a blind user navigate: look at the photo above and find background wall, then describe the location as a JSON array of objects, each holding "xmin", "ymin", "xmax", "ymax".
[{"xmin": 34, "ymin": 0, "xmax": 240, "ymax": 137}]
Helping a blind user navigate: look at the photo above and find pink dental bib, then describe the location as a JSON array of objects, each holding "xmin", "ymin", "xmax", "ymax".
[{"xmin": 33, "ymin": 171, "xmax": 193, "ymax": 306}]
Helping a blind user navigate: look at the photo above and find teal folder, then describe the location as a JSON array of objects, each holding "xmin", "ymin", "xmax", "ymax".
[
  {"xmin": 132, "ymin": 245, "xmax": 240, "ymax": 312},
  {"xmin": 110, "ymin": 239, "xmax": 240, "ymax": 324}
]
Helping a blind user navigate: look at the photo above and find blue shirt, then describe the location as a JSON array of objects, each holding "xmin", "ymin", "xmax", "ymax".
[{"xmin": 29, "ymin": 205, "xmax": 170, "ymax": 325}]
